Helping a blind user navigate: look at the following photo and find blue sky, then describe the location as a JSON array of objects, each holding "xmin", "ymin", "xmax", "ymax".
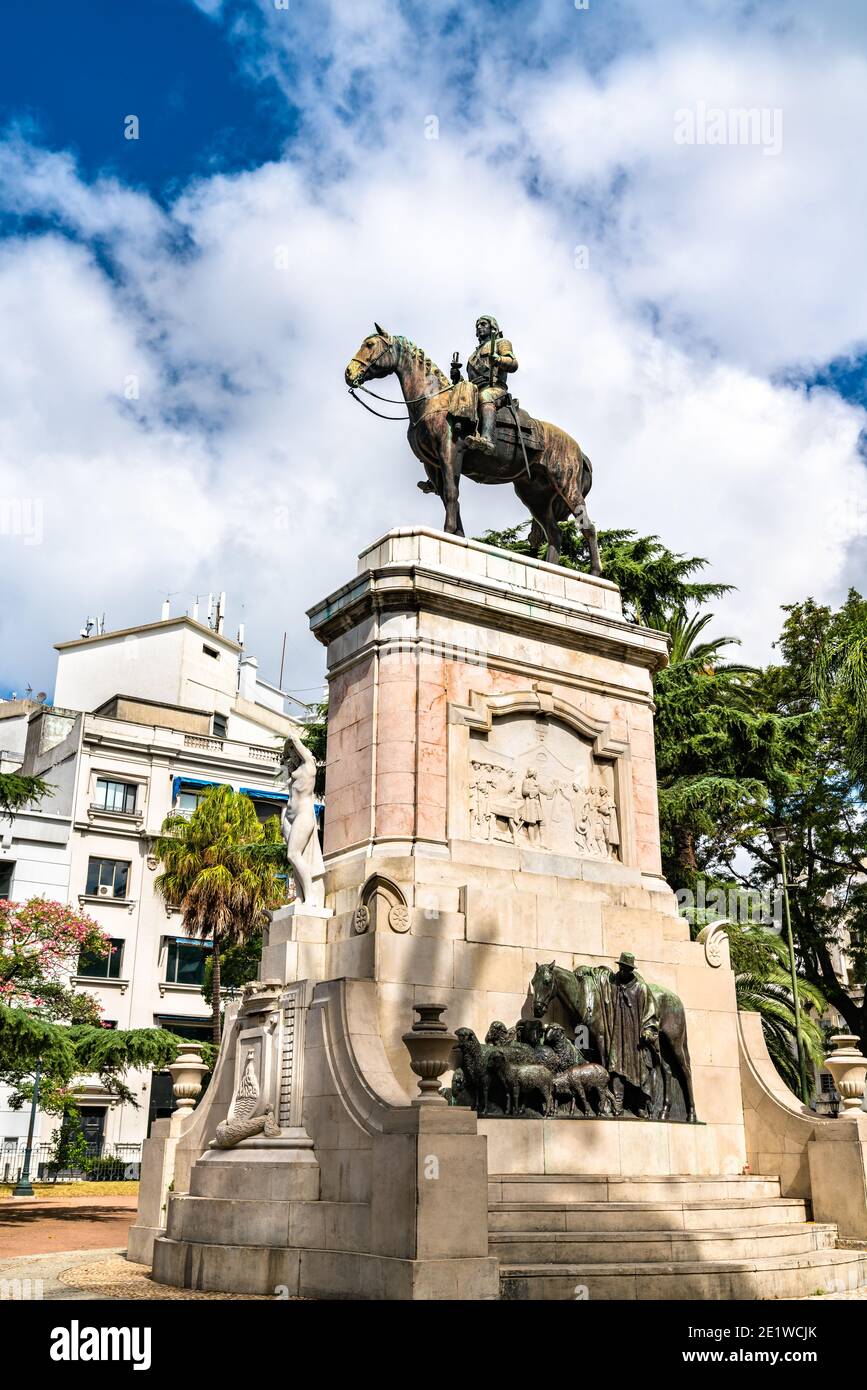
[
  {"xmin": 0, "ymin": 1, "xmax": 293, "ymax": 198},
  {"xmin": 1, "ymin": 0, "xmax": 866, "ymax": 698}
]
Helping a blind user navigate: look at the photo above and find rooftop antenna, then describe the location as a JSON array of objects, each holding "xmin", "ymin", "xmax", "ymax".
[
  {"xmin": 80, "ymin": 616, "xmax": 94, "ymax": 640},
  {"xmin": 216, "ymin": 591, "xmax": 226, "ymax": 634},
  {"xmin": 207, "ymin": 593, "xmax": 214, "ymax": 628},
  {"xmin": 98, "ymin": 612, "xmax": 106, "ymax": 635}
]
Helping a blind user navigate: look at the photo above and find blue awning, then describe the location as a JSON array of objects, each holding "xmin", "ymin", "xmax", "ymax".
[
  {"xmin": 172, "ymin": 775, "xmax": 220, "ymax": 800},
  {"xmin": 239, "ymin": 786, "xmax": 288, "ymax": 802}
]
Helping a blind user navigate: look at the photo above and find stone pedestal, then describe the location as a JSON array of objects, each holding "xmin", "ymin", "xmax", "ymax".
[{"xmin": 139, "ymin": 528, "xmax": 840, "ymax": 1299}]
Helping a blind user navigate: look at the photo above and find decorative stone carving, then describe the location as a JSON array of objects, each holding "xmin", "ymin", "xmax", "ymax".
[
  {"xmin": 209, "ymin": 979, "xmax": 283, "ymax": 1150},
  {"xmin": 388, "ymin": 904, "xmax": 410, "ymax": 933},
  {"xmin": 697, "ymin": 919, "xmax": 729, "ymax": 968},
  {"xmin": 211, "ymin": 1048, "xmax": 281, "ymax": 1148},
  {"xmin": 355, "ymin": 873, "xmax": 409, "ymax": 933},
  {"xmin": 824, "ymin": 1034, "xmax": 867, "ymax": 1112},
  {"xmin": 168, "ymin": 1042, "xmax": 208, "ymax": 1113},
  {"xmin": 402, "ymin": 1004, "xmax": 457, "ymax": 1106},
  {"xmin": 277, "ymin": 982, "xmax": 309, "ymax": 1130},
  {"xmin": 467, "ymin": 712, "xmax": 620, "ymax": 859}
]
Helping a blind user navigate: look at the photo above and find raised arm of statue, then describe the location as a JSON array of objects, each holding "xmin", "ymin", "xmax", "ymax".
[{"xmin": 281, "ymin": 730, "xmax": 324, "ymax": 906}]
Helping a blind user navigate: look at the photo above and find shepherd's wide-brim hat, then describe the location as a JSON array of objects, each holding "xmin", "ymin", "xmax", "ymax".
[{"xmin": 617, "ymin": 951, "xmax": 636, "ymax": 968}]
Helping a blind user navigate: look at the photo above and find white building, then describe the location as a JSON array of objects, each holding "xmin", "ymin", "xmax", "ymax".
[{"xmin": 0, "ymin": 609, "xmax": 306, "ymax": 1156}]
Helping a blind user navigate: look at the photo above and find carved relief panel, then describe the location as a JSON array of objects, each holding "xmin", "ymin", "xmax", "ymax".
[
  {"xmin": 448, "ymin": 686, "xmax": 633, "ymax": 867},
  {"xmin": 468, "ymin": 713, "xmax": 619, "ymax": 859}
]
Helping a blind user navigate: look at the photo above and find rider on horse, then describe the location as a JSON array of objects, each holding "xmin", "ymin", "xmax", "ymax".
[{"xmin": 451, "ymin": 314, "xmax": 518, "ymax": 456}]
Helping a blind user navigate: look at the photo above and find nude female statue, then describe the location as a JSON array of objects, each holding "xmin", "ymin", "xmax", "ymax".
[{"xmin": 281, "ymin": 730, "xmax": 324, "ymax": 906}]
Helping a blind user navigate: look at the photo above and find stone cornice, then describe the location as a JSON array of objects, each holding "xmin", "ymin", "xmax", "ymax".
[{"xmin": 308, "ymin": 557, "xmax": 670, "ymax": 673}]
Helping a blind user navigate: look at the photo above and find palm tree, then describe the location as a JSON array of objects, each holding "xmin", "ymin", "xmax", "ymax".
[
  {"xmin": 152, "ymin": 785, "xmax": 286, "ymax": 1045},
  {"xmin": 724, "ymin": 922, "xmax": 828, "ymax": 1095}
]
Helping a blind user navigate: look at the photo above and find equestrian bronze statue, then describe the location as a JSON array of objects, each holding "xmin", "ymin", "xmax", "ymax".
[
  {"xmin": 530, "ymin": 958, "xmax": 697, "ymax": 1122},
  {"xmin": 345, "ymin": 319, "xmax": 602, "ymax": 574}
]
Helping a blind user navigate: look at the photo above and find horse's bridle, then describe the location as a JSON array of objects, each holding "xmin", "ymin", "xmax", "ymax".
[
  {"xmin": 347, "ymin": 334, "xmax": 451, "ymax": 422},
  {"xmin": 533, "ymin": 970, "xmax": 556, "ymax": 1018}
]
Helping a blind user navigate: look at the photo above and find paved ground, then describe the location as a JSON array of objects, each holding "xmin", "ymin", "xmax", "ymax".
[
  {"xmin": 0, "ymin": 1195, "xmax": 137, "ymax": 1257},
  {"xmin": 0, "ymin": 1248, "xmax": 271, "ymax": 1301}
]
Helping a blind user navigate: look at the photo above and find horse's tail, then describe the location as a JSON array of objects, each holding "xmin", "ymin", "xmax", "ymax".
[{"xmin": 580, "ymin": 449, "xmax": 593, "ymax": 498}]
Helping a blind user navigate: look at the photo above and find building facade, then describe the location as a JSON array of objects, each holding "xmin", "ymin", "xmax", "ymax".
[{"xmin": 0, "ymin": 612, "xmax": 304, "ymax": 1153}]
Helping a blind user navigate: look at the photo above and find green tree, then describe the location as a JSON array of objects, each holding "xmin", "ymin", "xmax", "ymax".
[
  {"xmin": 152, "ymin": 786, "xmax": 286, "ymax": 1045},
  {"xmin": 477, "ymin": 521, "xmax": 731, "ymax": 624},
  {"xmin": 480, "ymin": 519, "xmax": 802, "ymax": 884},
  {"xmin": 0, "ymin": 896, "xmax": 182, "ymax": 1116},
  {"xmin": 0, "ymin": 771, "xmax": 51, "ymax": 820},
  {"xmin": 725, "ymin": 596, "xmax": 867, "ymax": 1049},
  {"xmin": 724, "ymin": 923, "xmax": 828, "ymax": 1094},
  {"xmin": 812, "ymin": 588, "xmax": 867, "ymax": 787},
  {"xmin": 300, "ymin": 701, "xmax": 328, "ymax": 798}
]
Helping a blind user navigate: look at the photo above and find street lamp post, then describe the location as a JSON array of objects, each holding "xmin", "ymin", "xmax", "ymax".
[
  {"xmin": 770, "ymin": 827, "xmax": 811, "ymax": 1106},
  {"xmin": 12, "ymin": 1059, "xmax": 42, "ymax": 1198}
]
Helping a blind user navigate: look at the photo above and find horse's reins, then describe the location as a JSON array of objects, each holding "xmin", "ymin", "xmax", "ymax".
[{"xmin": 348, "ymin": 340, "xmax": 533, "ymax": 477}]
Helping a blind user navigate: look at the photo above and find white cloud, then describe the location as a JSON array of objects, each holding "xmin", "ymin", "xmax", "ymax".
[{"xmin": 1, "ymin": 3, "xmax": 866, "ymax": 699}]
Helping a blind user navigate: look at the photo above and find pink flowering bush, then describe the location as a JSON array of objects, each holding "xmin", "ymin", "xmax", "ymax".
[{"xmin": 0, "ymin": 897, "xmax": 109, "ymax": 1016}]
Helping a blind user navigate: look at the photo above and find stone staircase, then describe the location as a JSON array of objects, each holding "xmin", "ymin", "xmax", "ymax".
[{"xmin": 490, "ymin": 1174, "xmax": 867, "ymax": 1300}]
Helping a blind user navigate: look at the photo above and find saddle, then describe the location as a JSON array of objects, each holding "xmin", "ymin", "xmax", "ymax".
[
  {"xmin": 447, "ymin": 381, "xmax": 544, "ymax": 460},
  {"xmin": 494, "ymin": 401, "xmax": 543, "ymax": 455}
]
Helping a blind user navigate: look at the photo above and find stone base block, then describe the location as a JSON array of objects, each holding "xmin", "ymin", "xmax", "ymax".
[
  {"xmin": 479, "ymin": 1118, "xmax": 746, "ymax": 1178},
  {"xmin": 126, "ymin": 1224, "xmax": 163, "ymax": 1266},
  {"xmin": 151, "ymin": 1236, "xmax": 499, "ymax": 1300}
]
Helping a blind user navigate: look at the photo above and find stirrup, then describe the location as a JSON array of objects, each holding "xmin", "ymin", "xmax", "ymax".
[{"xmin": 465, "ymin": 433, "xmax": 495, "ymax": 455}]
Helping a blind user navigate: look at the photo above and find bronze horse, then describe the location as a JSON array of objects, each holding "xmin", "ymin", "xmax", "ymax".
[
  {"xmin": 345, "ymin": 327, "xmax": 602, "ymax": 573},
  {"xmin": 531, "ymin": 961, "xmax": 697, "ymax": 1122}
]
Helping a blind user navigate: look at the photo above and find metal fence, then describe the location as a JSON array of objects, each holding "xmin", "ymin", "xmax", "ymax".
[{"xmin": 0, "ymin": 1140, "xmax": 142, "ymax": 1184}]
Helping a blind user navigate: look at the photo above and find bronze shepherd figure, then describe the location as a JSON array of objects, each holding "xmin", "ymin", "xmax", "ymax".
[{"xmin": 344, "ymin": 323, "xmax": 602, "ymax": 574}]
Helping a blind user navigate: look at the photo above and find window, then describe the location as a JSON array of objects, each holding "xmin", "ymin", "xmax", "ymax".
[
  {"xmin": 0, "ymin": 861, "xmax": 13, "ymax": 899},
  {"xmin": 85, "ymin": 857, "xmax": 130, "ymax": 899},
  {"xmin": 176, "ymin": 789, "xmax": 206, "ymax": 816},
  {"xmin": 247, "ymin": 796, "xmax": 285, "ymax": 826},
  {"xmin": 212, "ymin": 713, "xmax": 227, "ymax": 738},
  {"xmin": 77, "ymin": 938, "xmax": 123, "ymax": 979},
  {"xmin": 203, "ymin": 644, "xmax": 219, "ymax": 659},
  {"xmin": 165, "ymin": 938, "xmax": 212, "ymax": 986},
  {"xmin": 94, "ymin": 778, "xmax": 137, "ymax": 814}
]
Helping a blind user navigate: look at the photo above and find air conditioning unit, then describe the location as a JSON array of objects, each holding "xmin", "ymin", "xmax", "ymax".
[{"xmin": 98, "ymin": 885, "xmax": 110, "ymax": 897}]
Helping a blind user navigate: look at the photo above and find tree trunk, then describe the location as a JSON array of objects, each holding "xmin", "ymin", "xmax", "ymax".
[
  {"xmin": 211, "ymin": 936, "xmax": 221, "ymax": 1047},
  {"xmin": 675, "ymin": 825, "xmax": 698, "ymax": 875}
]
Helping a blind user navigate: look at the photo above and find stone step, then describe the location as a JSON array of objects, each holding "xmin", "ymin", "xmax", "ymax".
[
  {"xmin": 499, "ymin": 1248, "xmax": 867, "ymax": 1301},
  {"xmin": 490, "ymin": 1222, "xmax": 838, "ymax": 1266},
  {"xmin": 488, "ymin": 1173, "xmax": 783, "ymax": 1205},
  {"xmin": 488, "ymin": 1198, "xmax": 810, "ymax": 1233},
  {"xmin": 165, "ymin": 1193, "xmax": 370, "ymax": 1252}
]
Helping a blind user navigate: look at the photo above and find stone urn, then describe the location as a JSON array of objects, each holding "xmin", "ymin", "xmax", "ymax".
[
  {"xmin": 168, "ymin": 1042, "xmax": 209, "ymax": 1113},
  {"xmin": 824, "ymin": 1034, "xmax": 867, "ymax": 1112},
  {"xmin": 402, "ymin": 1004, "xmax": 457, "ymax": 1107}
]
